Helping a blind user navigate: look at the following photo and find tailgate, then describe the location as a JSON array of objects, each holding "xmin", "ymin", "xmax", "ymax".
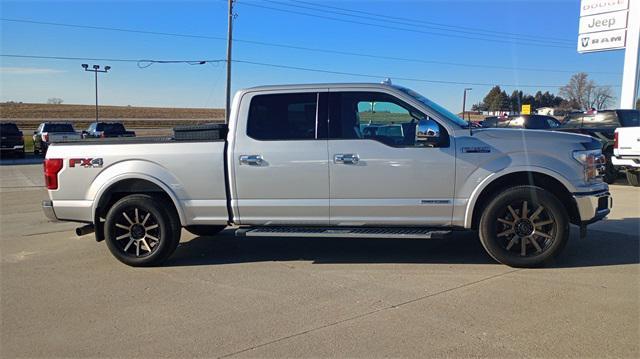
[
  {"xmin": 617, "ymin": 127, "xmax": 640, "ymax": 157},
  {"xmin": 50, "ymin": 132, "xmax": 82, "ymax": 142}
]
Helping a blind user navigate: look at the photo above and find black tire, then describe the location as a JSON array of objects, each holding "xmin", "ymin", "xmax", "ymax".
[
  {"xmin": 104, "ymin": 194, "xmax": 181, "ymax": 267},
  {"xmin": 603, "ymin": 152, "xmax": 618, "ymax": 184},
  {"xmin": 626, "ymin": 171, "xmax": 640, "ymax": 187},
  {"xmin": 479, "ymin": 186, "xmax": 569, "ymax": 268},
  {"xmin": 185, "ymin": 225, "xmax": 226, "ymax": 237}
]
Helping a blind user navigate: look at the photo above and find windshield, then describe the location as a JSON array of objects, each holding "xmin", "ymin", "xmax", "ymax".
[{"xmin": 395, "ymin": 86, "xmax": 469, "ymax": 127}]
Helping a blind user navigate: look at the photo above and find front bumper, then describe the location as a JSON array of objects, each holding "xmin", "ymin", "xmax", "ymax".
[
  {"xmin": 573, "ymin": 190, "xmax": 612, "ymax": 225},
  {"xmin": 42, "ymin": 200, "xmax": 59, "ymax": 222}
]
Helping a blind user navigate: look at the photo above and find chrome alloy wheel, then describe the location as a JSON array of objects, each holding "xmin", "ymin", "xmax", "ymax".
[
  {"xmin": 496, "ymin": 200, "xmax": 556, "ymax": 257},
  {"xmin": 113, "ymin": 207, "xmax": 161, "ymax": 257}
]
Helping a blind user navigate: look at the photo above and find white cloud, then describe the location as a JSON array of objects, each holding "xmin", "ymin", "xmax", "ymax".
[{"xmin": 0, "ymin": 67, "xmax": 66, "ymax": 75}]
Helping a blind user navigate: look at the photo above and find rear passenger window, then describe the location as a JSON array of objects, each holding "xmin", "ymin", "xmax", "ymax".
[{"xmin": 247, "ymin": 93, "xmax": 318, "ymax": 140}]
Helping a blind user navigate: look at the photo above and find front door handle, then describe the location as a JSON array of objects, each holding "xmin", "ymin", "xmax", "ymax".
[
  {"xmin": 334, "ymin": 153, "xmax": 359, "ymax": 165},
  {"xmin": 239, "ymin": 155, "xmax": 264, "ymax": 166}
]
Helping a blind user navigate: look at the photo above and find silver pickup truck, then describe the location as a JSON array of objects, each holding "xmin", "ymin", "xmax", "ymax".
[{"xmin": 42, "ymin": 83, "xmax": 612, "ymax": 268}]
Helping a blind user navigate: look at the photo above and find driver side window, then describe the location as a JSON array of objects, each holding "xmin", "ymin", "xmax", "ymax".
[{"xmin": 328, "ymin": 92, "xmax": 444, "ymax": 147}]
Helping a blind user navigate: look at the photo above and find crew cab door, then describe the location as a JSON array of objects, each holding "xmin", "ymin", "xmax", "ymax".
[
  {"xmin": 232, "ymin": 90, "xmax": 330, "ymax": 225},
  {"xmin": 328, "ymin": 90, "xmax": 455, "ymax": 226}
]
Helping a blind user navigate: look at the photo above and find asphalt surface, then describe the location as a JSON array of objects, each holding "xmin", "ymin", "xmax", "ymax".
[{"xmin": 1, "ymin": 163, "xmax": 638, "ymax": 358}]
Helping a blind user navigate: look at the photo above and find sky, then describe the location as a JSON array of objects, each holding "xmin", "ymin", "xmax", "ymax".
[{"xmin": 0, "ymin": 0, "xmax": 628, "ymax": 112}]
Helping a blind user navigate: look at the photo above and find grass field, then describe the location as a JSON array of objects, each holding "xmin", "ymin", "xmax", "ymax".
[{"xmin": 1, "ymin": 103, "xmax": 224, "ymax": 120}]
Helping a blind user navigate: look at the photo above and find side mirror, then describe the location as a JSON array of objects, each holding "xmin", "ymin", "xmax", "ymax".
[{"xmin": 416, "ymin": 119, "xmax": 440, "ymax": 145}]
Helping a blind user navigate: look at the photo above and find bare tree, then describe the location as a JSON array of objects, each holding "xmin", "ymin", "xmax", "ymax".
[
  {"xmin": 591, "ymin": 86, "xmax": 614, "ymax": 110},
  {"xmin": 47, "ymin": 97, "xmax": 64, "ymax": 105},
  {"xmin": 559, "ymin": 73, "xmax": 594, "ymax": 110}
]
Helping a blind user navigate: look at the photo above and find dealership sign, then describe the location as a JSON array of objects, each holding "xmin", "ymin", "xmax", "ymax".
[{"xmin": 578, "ymin": 0, "xmax": 629, "ymax": 53}]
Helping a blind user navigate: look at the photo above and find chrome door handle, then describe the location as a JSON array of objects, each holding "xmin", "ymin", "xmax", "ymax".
[
  {"xmin": 239, "ymin": 154, "xmax": 264, "ymax": 166},
  {"xmin": 334, "ymin": 153, "xmax": 359, "ymax": 164}
]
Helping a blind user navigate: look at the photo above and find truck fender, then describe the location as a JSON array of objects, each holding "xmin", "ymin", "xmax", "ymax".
[
  {"xmin": 462, "ymin": 165, "xmax": 576, "ymax": 229},
  {"xmin": 88, "ymin": 160, "xmax": 187, "ymax": 225}
]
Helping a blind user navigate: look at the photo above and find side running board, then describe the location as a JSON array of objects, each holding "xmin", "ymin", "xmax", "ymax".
[{"xmin": 235, "ymin": 227, "xmax": 451, "ymax": 239}]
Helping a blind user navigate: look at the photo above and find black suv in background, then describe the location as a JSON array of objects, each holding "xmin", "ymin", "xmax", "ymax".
[
  {"xmin": 557, "ymin": 109, "xmax": 640, "ymax": 183},
  {"xmin": 0, "ymin": 122, "xmax": 25, "ymax": 158},
  {"xmin": 82, "ymin": 122, "xmax": 136, "ymax": 138},
  {"xmin": 480, "ymin": 115, "xmax": 561, "ymax": 129}
]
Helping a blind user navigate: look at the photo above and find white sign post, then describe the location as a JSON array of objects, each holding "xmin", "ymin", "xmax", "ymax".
[
  {"xmin": 620, "ymin": 0, "xmax": 639, "ymax": 109},
  {"xmin": 578, "ymin": 0, "xmax": 639, "ymax": 109}
]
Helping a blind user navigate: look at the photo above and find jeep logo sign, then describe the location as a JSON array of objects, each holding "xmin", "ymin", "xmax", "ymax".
[{"xmin": 578, "ymin": 29, "xmax": 627, "ymax": 53}]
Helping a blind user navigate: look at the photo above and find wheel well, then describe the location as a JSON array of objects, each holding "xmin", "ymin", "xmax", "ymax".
[
  {"xmin": 94, "ymin": 178, "xmax": 180, "ymax": 241},
  {"xmin": 471, "ymin": 172, "xmax": 579, "ymax": 229}
]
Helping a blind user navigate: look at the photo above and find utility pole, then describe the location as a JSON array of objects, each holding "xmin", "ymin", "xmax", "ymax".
[
  {"xmin": 462, "ymin": 88, "xmax": 472, "ymax": 121},
  {"xmin": 82, "ymin": 64, "xmax": 110, "ymax": 121},
  {"xmin": 225, "ymin": 0, "xmax": 235, "ymax": 123}
]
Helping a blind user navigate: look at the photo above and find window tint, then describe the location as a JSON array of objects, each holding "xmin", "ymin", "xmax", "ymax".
[
  {"xmin": 0, "ymin": 123, "xmax": 21, "ymax": 135},
  {"xmin": 562, "ymin": 114, "xmax": 583, "ymax": 129},
  {"xmin": 546, "ymin": 117, "xmax": 560, "ymax": 128},
  {"xmin": 43, "ymin": 123, "xmax": 75, "ymax": 132},
  {"xmin": 247, "ymin": 93, "xmax": 318, "ymax": 140},
  {"xmin": 582, "ymin": 112, "xmax": 619, "ymax": 128},
  {"xmin": 329, "ymin": 92, "xmax": 438, "ymax": 147},
  {"xmin": 617, "ymin": 110, "xmax": 640, "ymax": 127},
  {"xmin": 102, "ymin": 123, "xmax": 126, "ymax": 133}
]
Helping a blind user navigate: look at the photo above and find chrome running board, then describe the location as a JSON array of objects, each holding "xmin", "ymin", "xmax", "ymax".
[{"xmin": 235, "ymin": 227, "xmax": 451, "ymax": 239}]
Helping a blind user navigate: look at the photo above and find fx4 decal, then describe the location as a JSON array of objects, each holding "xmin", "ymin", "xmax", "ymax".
[{"xmin": 69, "ymin": 158, "xmax": 104, "ymax": 168}]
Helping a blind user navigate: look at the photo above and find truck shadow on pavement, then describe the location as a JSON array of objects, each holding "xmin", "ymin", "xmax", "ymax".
[{"xmin": 165, "ymin": 218, "xmax": 639, "ymax": 268}]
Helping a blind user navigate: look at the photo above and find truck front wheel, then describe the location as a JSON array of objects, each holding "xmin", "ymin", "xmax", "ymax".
[
  {"xmin": 479, "ymin": 186, "xmax": 569, "ymax": 268},
  {"xmin": 104, "ymin": 194, "xmax": 181, "ymax": 267}
]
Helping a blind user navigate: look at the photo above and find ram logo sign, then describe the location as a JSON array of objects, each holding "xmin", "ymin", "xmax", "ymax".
[{"xmin": 577, "ymin": 29, "xmax": 626, "ymax": 53}]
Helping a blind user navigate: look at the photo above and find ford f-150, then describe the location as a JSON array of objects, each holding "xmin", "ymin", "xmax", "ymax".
[{"xmin": 42, "ymin": 83, "xmax": 612, "ymax": 268}]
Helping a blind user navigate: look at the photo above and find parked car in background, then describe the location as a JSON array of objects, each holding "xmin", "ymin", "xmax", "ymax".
[
  {"xmin": 480, "ymin": 115, "xmax": 561, "ymax": 129},
  {"xmin": 612, "ymin": 126, "xmax": 640, "ymax": 187},
  {"xmin": 557, "ymin": 110, "xmax": 640, "ymax": 183},
  {"xmin": 82, "ymin": 122, "xmax": 136, "ymax": 139},
  {"xmin": 33, "ymin": 122, "xmax": 81, "ymax": 156},
  {"xmin": 0, "ymin": 122, "xmax": 25, "ymax": 158}
]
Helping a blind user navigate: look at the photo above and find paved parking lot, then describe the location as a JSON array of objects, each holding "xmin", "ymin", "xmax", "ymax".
[{"xmin": 1, "ymin": 163, "xmax": 638, "ymax": 358}]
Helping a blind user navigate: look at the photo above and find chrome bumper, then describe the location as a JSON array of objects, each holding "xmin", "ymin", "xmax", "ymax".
[
  {"xmin": 573, "ymin": 190, "xmax": 612, "ymax": 225},
  {"xmin": 42, "ymin": 200, "xmax": 59, "ymax": 222}
]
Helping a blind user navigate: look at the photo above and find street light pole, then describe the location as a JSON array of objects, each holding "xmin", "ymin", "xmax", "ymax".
[{"xmin": 82, "ymin": 64, "xmax": 110, "ymax": 122}]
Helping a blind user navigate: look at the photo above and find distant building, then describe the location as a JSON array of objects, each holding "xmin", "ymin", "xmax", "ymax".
[{"xmin": 536, "ymin": 107, "xmax": 555, "ymax": 116}]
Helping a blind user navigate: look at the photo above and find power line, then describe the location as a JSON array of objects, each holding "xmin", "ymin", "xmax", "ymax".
[
  {"xmin": 256, "ymin": 0, "xmax": 573, "ymax": 45},
  {"xmin": 231, "ymin": 59, "xmax": 607, "ymax": 88},
  {"xmin": 1, "ymin": 18, "xmax": 615, "ymax": 74},
  {"xmin": 235, "ymin": 1, "xmax": 573, "ymax": 49},
  {"xmin": 277, "ymin": 0, "xmax": 574, "ymax": 44},
  {"xmin": 0, "ymin": 53, "xmax": 618, "ymax": 88}
]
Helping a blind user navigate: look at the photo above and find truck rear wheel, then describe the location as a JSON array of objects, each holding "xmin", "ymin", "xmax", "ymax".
[
  {"xmin": 626, "ymin": 171, "xmax": 640, "ymax": 187},
  {"xmin": 479, "ymin": 186, "xmax": 569, "ymax": 268},
  {"xmin": 104, "ymin": 194, "xmax": 181, "ymax": 267}
]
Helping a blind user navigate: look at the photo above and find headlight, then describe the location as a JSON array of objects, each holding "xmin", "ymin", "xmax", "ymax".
[{"xmin": 573, "ymin": 149, "xmax": 606, "ymax": 182}]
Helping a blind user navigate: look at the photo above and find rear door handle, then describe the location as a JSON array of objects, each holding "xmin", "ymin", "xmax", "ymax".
[
  {"xmin": 334, "ymin": 153, "xmax": 359, "ymax": 165},
  {"xmin": 239, "ymin": 155, "xmax": 264, "ymax": 166}
]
